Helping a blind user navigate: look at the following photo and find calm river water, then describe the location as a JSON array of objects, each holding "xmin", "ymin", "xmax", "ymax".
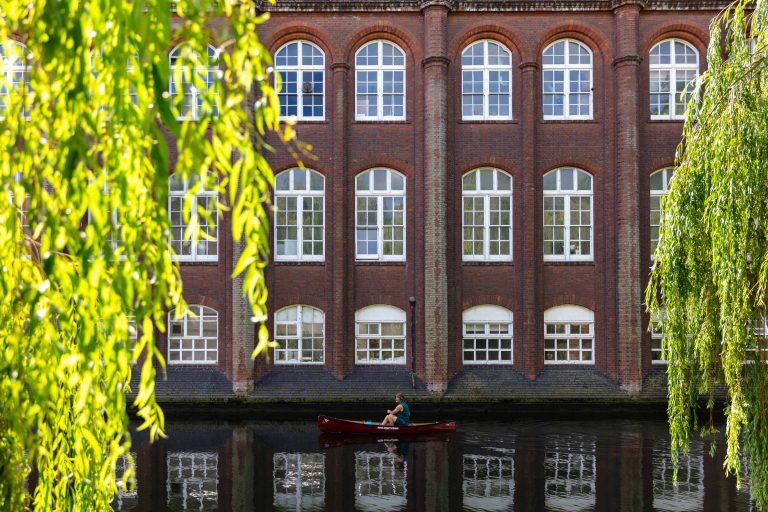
[{"xmin": 115, "ymin": 418, "xmax": 758, "ymax": 511}]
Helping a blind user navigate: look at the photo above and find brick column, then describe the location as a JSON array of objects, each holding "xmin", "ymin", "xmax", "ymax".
[
  {"xmin": 331, "ymin": 62, "xmax": 351, "ymax": 379},
  {"xmin": 421, "ymin": 2, "xmax": 450, "ymax": 392},
  {"xmin": 613, "ymin": 0, "xmax": 644, "ymax": 393},
  {"xmin": 231, "ymin": 238, "xmax": 255, "ymax": 395},
  {"xmin": 519, "ymin": 61, "xmax": 541, "ymax": 380}
]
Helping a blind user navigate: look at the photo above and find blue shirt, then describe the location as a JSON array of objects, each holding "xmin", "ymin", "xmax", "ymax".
[{"xmin": 396, "ymin": 401, "xmax": 410, "ymax": 425}]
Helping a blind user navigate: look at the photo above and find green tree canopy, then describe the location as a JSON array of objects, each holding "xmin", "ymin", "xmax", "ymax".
[
  {"xmin": 0, "ymin": 0, "xmax": 290, "ymax": 509},
  {"xmin": 647, "ymin": 0, "xmax": 768, "ymax": 508}
]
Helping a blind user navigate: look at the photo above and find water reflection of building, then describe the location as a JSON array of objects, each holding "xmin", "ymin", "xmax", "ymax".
[
  {"xmin": 272, "ymin": 453, "xmax": 325, "ymax": 511},
  {"xmin": 462, "ymin": 454, "xmax": 514, "ymax": 511},
  {"xmin": 354, "ymin": 451, "xmax": 407, "ymax": 511},
  {"xmin": 544, "ymin": 435, "xmax": 596, "ymax": 511},
  {"xmin": 166, "ymin": 452, "xmax": 219, "ymax": 510},
  {"xmin": 652, "ymin": 440, "xmax": 703, "ymax": 512},
  {"xmin": 114, "ymin": 453, "xmax": 138, "ymax": 511}
]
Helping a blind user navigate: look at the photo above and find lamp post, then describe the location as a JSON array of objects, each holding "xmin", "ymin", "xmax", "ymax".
[{"xmin": 409, "ymin": 296, "xmax": 416, "ymax": 389}]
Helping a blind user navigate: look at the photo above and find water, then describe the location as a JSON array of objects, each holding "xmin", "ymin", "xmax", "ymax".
[{"xmin": 115, "ymin": 418, "xmax": 758, "ymax": 511}]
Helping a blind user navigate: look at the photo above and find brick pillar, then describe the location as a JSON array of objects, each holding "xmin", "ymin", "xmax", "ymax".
[
  {"xmin": 421, "ymin": 2, "xmax": 450, "ymax": 392},
  {"xmin": 331, "ymin": 62, "xmax": 351, "ymax": 379},
  {"xmin": 613, "ymin": 0, "xmax": 644, "ymax": 393},
  {"xmin": 519, "ymin": 61, "xmax": 541, "ymax": 380},
  {"xmin": 231, "ymin": 239, "xmax": 255, "ymax": 395}
]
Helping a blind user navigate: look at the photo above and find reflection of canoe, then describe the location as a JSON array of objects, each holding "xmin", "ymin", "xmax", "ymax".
[
  {"xmin": 317, "ymin": 415, "xmax": 456, "ymax": 435},
  {"xmin": 318, "ymin": 432, "xmax": 453, "ymax": 449}
]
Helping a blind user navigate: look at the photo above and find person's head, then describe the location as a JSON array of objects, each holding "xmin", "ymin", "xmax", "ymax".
[{"xmin": 395, "ymin": 393, "xmax": 405, "ymax": 403}]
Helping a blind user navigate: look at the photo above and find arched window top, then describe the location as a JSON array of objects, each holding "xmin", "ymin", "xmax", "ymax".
[
  {"xmin": 650, "ymin": 38, "xmax": 698, "ymax": 66},
  {"xmin": 169, "ymin": 171, "xmax": 219, "ymax": 193},
  {"xmin": 355, "ymin": 168, "xmax": 405, "ymax": 193},
  {"xmin": 169, "ymin": 43, "xmax": 219, "ymax": 66},
  {"xmin": 461, "ymin": 40, "xmax": 511, "ymax": 67},
  {"xmin": 1, "ymin": 40, "xmax": 28, "ymax": 65},
  {"xmin": 650, "ymin": 167, "xmax": 674, "ymax": 193},
  {"xmin": 356, "ymin": 40, "xmax": 405, "ymax": 67},
  {"xmin": 543, "ymin": 39, "xmax": 592, "ymax": 66},
  {"xmin": 170, "ymin": 304, "xmax": 218, "ymax": 317},
  {"xmin": 462, "ymin": 168, "xmax": 512, "ymax": 192},
  {"xmin": 276, "ymin": 304, "xmax": 324, "ymax": 322},
  {"xmin": 544, "ymin": 305, "xmax": 594, "ymax": 323},
  {"xmin": 543, "ymin": 168, "xmax": 592, "ymax": 193},
  {"xmin": 463, "ymin": 305, "xmax": 513, "ymax": 323},
  {"xmin": 275, "ymin": 41, "xmax": 324, "ymax": 68},
  {"xmin": 356, "ymin": 305, "xmax": 406, "ymax": 323},
  {"xmin": 275, "ymin": 167, "xmax": 324, "ymax": 193}
]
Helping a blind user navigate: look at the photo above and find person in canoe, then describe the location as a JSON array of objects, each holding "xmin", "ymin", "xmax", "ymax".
[{"xmin": 381, "ymin": 393, "xmax": 410, "ymax": 426}]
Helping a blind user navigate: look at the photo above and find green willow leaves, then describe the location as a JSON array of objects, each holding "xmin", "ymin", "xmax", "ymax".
[
  {"xmin": 647, "ymin": 0, "xmax": 768, "ymax": 508},
  {"xmin": 0, "ymin": 0, "xmax": 291, "ymax": 509}
]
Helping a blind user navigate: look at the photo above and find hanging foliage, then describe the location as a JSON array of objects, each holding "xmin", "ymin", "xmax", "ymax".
[
  {"xmin": 647, "ymin": 0, "xmax": 768, "ymax": 508},
  {"xmin": 0, "ymin": 0, "xmax": 292, "ymax": 509}
]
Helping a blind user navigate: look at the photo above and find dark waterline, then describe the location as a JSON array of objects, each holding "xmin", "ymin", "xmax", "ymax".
[{"xmin": 115, "ymin": 418, "xmax": 758, "ymax": 511}]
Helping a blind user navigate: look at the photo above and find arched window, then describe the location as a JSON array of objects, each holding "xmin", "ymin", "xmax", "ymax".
[
  {"xmin": 169, "ymin": 172, "xmax": 218, "ymax": 261},
  {"xmin": 274, "ymin": 305, "xmax": 325, "ymax": 364},
  {"xmin": 275, "ymin": 41, "xmax": 325, "ymax": 120},
  {"xmin": 168, "ymin": 305, "xmax": 218, "ymax": 363},
  {"xmin": 355, "ymin": 305, "xmax": 406, "ymax": 364},
  {"xmin": 649, "ymin": 39, "xmax": 698, "ymax": 119},
  {"xmin": 542, "ymin": 39, "xmax": 592, "ymax": 120},
  {"xmin": 355, "ymin": 40, "xmax": 406, "ymax": 121},
  {"xmin": 461, "ymin": 40, "xmax": 512, "ymax": 120},
  {"xmin": 650, "ymin": 310, "xmax": 667, "ymax": 364},
  {"xmin": 650, "ymin": 167, "xmax": 674, "ymax": 256},
  {"xmin": 543, "ymin": 168, "xmax": 593, "ymax": 261},
  {"xmin": 462, "ymin": 168, "xmax": 513, "ymax": 261},
  {"xmin": 169, "ymin": 43, "xmax": 219, "ymax": 120},
  {"xmin": 0, "ymin": 40, "xmax": 30, "ymax": 117},
  {"xmin": 355, "ymin": 168, "xmax": 406, "ymax": 260},
  {"xmin": 463, "ymin": 305, "xmax": 514, "ymax": 364},
  {"xmin": 275, "ymin": 168, "xmax": 325, "ymax": 261},
  {"xmin": 544, "ymin": 305, "xmax": 594, "ymax": 364}
]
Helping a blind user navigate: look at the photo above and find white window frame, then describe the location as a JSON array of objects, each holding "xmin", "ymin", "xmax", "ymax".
[
  {"xmin": 166, "ymin": 452, "xmax": 219, "ymax": 510},
  {"xmin": 169, "ymin": 43, "xmax": 220, "ymax": 121},
  {"xmin": 543, "ymin": 168, "xmax": 593, "ymax": 262},
  {"xmin": 275, "ymin": 40, "xmax": 325, "ymax": 121},
  {"xmin": 542, "ymin": 39, "xmax": 593, "ymax": 120},
  {"xmin": 0, "ymin": 40, "xmax": 30, "ymax": 119},
  {"xmin": 274, "ymin": 305, "xmax": 325, "ymax": 365},
  {"xmin": 749, "ymin": 316, "xmax": 768, "ymax": 364},
  {"xmin": 462, "ymin": 455, "xmax": 514, "ymax": 510},
  {"xmin": 355, "ymin": 40, "xmax": 406, "ymax": 121},
  {"xmin": 462, "ymin": 168, "xmax": 513, "ymax": 261},
  {"xmin": 355, "ymin": 305, "xmax": 407, "ymax": 365},
  {"xmin": 461, "ymin": 40, "xmax": 513, "ymax": 121},
  {"xmin": 167, "ymin": 305, "xmax": 218, "ymax": 364},
  {"xmin": 545, "ymin": 436, "xmax": 596, "ymax": 510},
  {"xmin": 169, "ymin": 172, "xmax": 219, "ymax": 262},
  {"xmin": 274, "ymin": 168, "xmax": 325, "ymax": 262},
  {"xmin": 544, "ymin": 305, "xmax": 595, "ymax": 364},
  {"xmin": 649, "ymin": 38, "xmax": 699, "ymax": 120},
  {"xmin": 355, "ymin": 168, "xmax": 406, "ymax": 261},
  {"xmin": 650, "ymin": 167, "xmax": 674, "ymax": 258},
  {"xmin": 650, "ymin": 310, "xmax": 667, "ymax": 365},
  {"xmin": 462, "ymin": 305, "xmax": 514, "ymax": 365}
]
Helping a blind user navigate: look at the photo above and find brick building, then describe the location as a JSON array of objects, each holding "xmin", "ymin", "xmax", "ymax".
[{"xmin": 139, "ymin": 0, "xmax": 726, "ymax": 403}]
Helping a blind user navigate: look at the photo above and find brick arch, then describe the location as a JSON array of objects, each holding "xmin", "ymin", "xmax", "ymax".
[
  {"xmin": 449, "ymin": 25, "xmax": 526, "ymax": 64},
  {"xmin": 542, "ymin": 298, "xmax": 595, "ymax": 312},
  {"xmin": 646, "ymin": 162, "xmax": 675, "ymax": 177},
  {"xmin": 537, "ymin": 21, "xmax": 612, "ymax": 64},
  {"xmin": 172, "ymin": 299, "xmax": 222, "ymax": 314},
  {"xmin": 643, "ymin": 24, "xmax": 709, "ymax": 58},
  {"xmin": 352, "ymin": 163, "xmax": 413, "ymax": 179},
  {"xmin": 354, "ymin": 299, "xmax": 409, "ymax": 313},
  {"xmin": 273, "ymin": 301, "xmax": 328, "ymax": 316},
  {"xmin": 266, "ymin": 22, "xmax": 336, "ymax": 63},
  {"xmin": 168, "ymin": 35, "xmax": 222, "ymax": 54},
  {"xmin": 542, "ymin": 163, "xmax": 601, "ymax": 180},
  {"xmin": 344, "ymin": 23, "xmax": 422, "ymax": 66},
  {"xmin": 461, "ymin": 295, "xmax": 516, "ymax": 313},
  {"xmin": 274, "ymin": 163, "xmax": 333, "ymax": 180},
  {"xmin": 461, "ymin": 162, "xmax": 518, "ymax": 177}
]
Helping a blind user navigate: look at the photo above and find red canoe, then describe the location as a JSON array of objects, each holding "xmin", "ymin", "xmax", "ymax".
[{"xmin": 317, "ymin": 415, "xmax": 456, "ymax": 435}]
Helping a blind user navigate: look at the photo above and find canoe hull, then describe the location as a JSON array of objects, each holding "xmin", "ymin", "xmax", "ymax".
[{"xmin": 317, "ymin": 415, "xmax": 456, "ymax": 435}]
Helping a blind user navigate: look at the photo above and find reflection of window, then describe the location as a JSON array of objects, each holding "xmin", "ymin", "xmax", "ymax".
[
  {"xmin": 169, "ymin": 172, "xmax": 218, "ymax": 261},
  {"xmin": 545, "ymin": 436, "xmax": 596, "ymax": 511},
  {"xmin": 355, "ymin": 451, "xmax": 407, "ymax": 511},
  {"xmin": 355, "ymin": 168, "xmax": 406, "ymax": 260},
  {"xmin": 463, "ymin": 455, "xmax": 514, "ymax": 512},
  {"xmin": 653, "ymin": 439, "xmax": 703, "ymax": 511},
  {"xmin": 650, "ymin": 39, "xmax": 698, "ymax": 120},
  {"xmin": 273, "ymin": 453, "xmax": 325, "ymax": 511},
  {"xmin": 462, "ymin": 168, "xmax": 513, "ymax": 261},
  {"xmin": 749, "ymin": 316, "xmax": 768, "ymax": 363},
  {"xmin": 542, "ymin": 39, "xmax": 593, "ymax": 120},
  {"xmin": 463, "ymin": 305, "xmax": 513, "ymax": 364},
  {"xmin": 461, "ymin": 40, "xmax": 512, "ymax": 120},
  {"xmin": 275, "ymin": 41, "xmax": 325, "ymax": 120},
  {"xmin": 355, "ymin": 40, "xmax": 406, "ymax": 121},
  {"xmin": 543, "ymin": 168, "xmax": 592, "ymax": 261},
  {"xmin": 355, "ymin": 305, "xmax": 406, "ymax": 365},
  {"xmin": 167, "ymin": 452, "xmax": 218, "ymax": 511},
  {"xmin": 650, "ymin": 167, "xmax": 674, "ymax": 256},
  {"xmin": 169, "ymin": 43, "xmax": 219, "ymax": 120},
  {"xmin": 544, "ymin": 305, "xmax": 595, "ymax": 364},
  {"xmin": 168, "ymin": 305, "xmax": 218, "ymax": 364},
  {"xmin": 274, "ymin": 168, "xmax": 324, "ymax": 261},
  {"xmin": 274, "ymin": 305, "xmax": 325, "ymax": 364},
  {"xmin": 0, "ymin": 40, "xmax": 30, "ymax": 118},
  {"xmin": 114, "ymin": 453, "xmax": 138, "ymax": 511}
]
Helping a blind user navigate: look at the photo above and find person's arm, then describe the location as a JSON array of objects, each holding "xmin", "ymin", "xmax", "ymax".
[{"xmin": 392, "ymin": 404, "xmax": 403, "ymax": 415}]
